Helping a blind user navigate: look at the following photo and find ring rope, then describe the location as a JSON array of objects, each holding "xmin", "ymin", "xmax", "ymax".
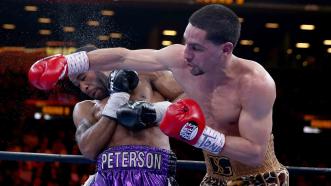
[{"xmin": 0, "ymin": 151, "xmax": 330, "ymax": 175}]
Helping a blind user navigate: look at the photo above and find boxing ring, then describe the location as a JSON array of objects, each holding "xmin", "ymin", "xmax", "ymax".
[{"xmin": 0, "ymin": 151, "xmax": 330, "ymax": 175}]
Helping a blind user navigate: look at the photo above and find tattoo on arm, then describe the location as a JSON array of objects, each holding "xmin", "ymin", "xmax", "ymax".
[{"xmin": 75, "ymin": 119, "xmax": 93, "ymax": 142}]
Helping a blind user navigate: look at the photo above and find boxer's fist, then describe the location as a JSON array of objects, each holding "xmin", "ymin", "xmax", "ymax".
[
  {"xmin": 160, "ymin": 99, "xmax": 206, "ymax": 145},
  {"xmin": 116, "ymin": 101, "xmax": 157, "ymax": 131},
  {"xmin": 109, "ymin": 70, "xmax": 139, "ymax": 94},
  {"xmin": 28, "ymin": 51, "xmax": 89, "ymax": 90},
  {"xmin": 28, "ymin": 54, "xmax": 68, "ymax": 90},
  {"xmin": 102, "ymin": 70, "xmax": 139, "ymax": 119},
  {"xmin": 160, "ymin": 99, "xmax": 225, "ymax": 154}
]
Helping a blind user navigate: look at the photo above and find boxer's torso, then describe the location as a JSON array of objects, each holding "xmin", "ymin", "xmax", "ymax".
[
  {"xmin": 172, "ymin": 57, "xmax": 263, "ymax": 135},
  {"xmin": 91, "ymin": 75, "xmax": 170, "ymax": 150},
  {"xmin": 172, "ymin": 55, "xmax": 282, "ymax": 178}
]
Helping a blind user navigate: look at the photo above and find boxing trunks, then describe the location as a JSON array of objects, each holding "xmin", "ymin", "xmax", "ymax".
[
  {"xmin": 200, "ymin": 135, "xmax": 289, "ymax": 186},
  {"xmin": 90, "ymin": 145, "xmax": 177, "ymax": 186}
]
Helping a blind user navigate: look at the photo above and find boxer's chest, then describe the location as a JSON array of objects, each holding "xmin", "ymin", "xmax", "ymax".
[
  {"xmin": 209, "ymin": 94, "xmax": 241, "ymax": 134},
  {"xmin": 189, "ymin": 85, "xmax": 241, "ymax": 135}
]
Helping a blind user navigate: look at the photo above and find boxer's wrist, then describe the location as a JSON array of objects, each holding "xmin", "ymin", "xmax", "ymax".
[
  {"xmin": 66, "ymin": 51, "xmax": 89, "ymax": 78},
  {"xmin": 102, "ymin": 92, "xmax": 130, "ymax": 119},
  {"xmin": 194, "ymin": 126, "xmax": 225, "ymax": 154},
  {"xmin": 154, "ymin": 101, "xmax": 172, "ymax": 124}
]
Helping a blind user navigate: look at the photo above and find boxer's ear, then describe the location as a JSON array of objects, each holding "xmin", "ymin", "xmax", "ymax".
[{"xmin": 221, "ymin": 42, "xmax": 233, "ymax": 55}]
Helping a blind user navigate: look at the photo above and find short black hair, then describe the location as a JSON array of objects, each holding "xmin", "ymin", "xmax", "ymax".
[{"xmin": 189, "ymin": 4, "xmax": 241, "ymax": 47}]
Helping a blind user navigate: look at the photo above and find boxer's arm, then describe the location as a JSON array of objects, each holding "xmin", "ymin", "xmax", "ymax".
[
  {"xmin": 73, "ymin": 101, "xmax": 117, "ymax": 160},
  {"xmin": 28, "ymin": 45, "xmax": 185, "ymax": 91},
  {"xmin": 150, "ymin": 71, "xmax": 186, "ymax": 102},
  {"xmin": 221, "ymin": 74, "xmax": 276, "ymax": 166},
  {"xmin": 86, "ymin": 44, "xmax": 184, "ymax": 72}
]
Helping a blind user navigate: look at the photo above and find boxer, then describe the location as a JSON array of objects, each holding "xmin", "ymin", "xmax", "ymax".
[{"xmin": 28, "ymin": 4, "xmax": 289, "ymax": 185}]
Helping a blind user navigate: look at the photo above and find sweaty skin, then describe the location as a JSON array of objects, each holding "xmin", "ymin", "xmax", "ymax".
[
  {"xmin": 26, "ymin": 5, "xmax": 286, "ymax": 184},
  {"xmin": 85, "ymin": 24, "xmax": 276, "ymax": 167},
  {"xmin": 73, "ymin": 71, "xmax": 184, "ymax": 160}
]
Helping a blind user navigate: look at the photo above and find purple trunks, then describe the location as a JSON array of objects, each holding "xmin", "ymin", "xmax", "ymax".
[{"xmin": 91, "ymin": 145, "xmax": 177, "ymax": 186}]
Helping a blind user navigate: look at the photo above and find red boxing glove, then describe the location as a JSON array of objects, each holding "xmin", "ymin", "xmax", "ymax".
[
  {"xmin": 28, "ymin": 55, "xmax": 68, "ymax": 90},
  {"xmin": 160, "ymin": 98, "xmax": 225, "ymax": 154},
  {"xmin": 28, "ymin": 52, "xmax": 89, "ymax": 90}
]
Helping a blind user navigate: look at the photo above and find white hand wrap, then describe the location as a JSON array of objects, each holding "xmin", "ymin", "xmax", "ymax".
[
  {"xmin": 102, "ymin": 92, "xmax": 130, "ymax": 119},
  {"xmin": 194, "ymin": 126, "xmax": 225, "ymax": 154},
  {"xmin": 83, "ymin": 174, "xmax": 96, "ymax": 186},
  {"xmin": 66, "ymin": 51, "xmax": 89, "ymax": 78},
  {"xmin": 153, "ymin": 101, "xmax": 172, "ymax": 124}
]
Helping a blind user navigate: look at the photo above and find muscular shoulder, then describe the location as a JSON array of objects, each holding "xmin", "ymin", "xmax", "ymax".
[
  {"xmin": 161, "ymin": 44, "xmax": 184, "ymax": 53},
  {"xmin": 74, "ymin": 100, "xmax": 96, "ymax": 112},
  {"xmin": 158, "ymin": 44, "xmax": 185, "ymax": 69},
  {"xmin": 239, "ymin": 60, "xmax": 276, "ymax": 110},
  {"xmin": 136, "ymin": 71, "xmax": 158, "ymax": 81},
  {"xmin": 142, "ymin": 70, "xmax": 184, "ymax": 101},
  {"xmin": 73, "ymin": 100, "xmax": 97, "ymax": 127},
  {"xmin": 138, "ymin": 71, "xmax": 171, "ymax": 81},
  {"xmin": 239, "ymin": 59, "xmax": 275, "ymax": 88}
]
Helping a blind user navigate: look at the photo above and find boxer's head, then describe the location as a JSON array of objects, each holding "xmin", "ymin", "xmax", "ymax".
[
  {"xmin": 189, "ymin": 4, "xmax": 240, "ymax": 47},
  {"xmin": 66, "ymin": 45, "xmax": 109, "ymax": 100},
  {"xmin": 184, "ymin": 4, "xmax": 241, "ymax": 76},
  {"xmin": 70, "ymin": 71, "xmax": 109, "ymax": 100}
]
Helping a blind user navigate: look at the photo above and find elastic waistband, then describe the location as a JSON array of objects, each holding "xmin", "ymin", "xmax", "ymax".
[
  {"xmin": 96, "ymin": 145, "xmax": 176, "ymax": 176},
  {"xmin": 203, "ymin": 135, "xmax": 282, "ymax": 180}
]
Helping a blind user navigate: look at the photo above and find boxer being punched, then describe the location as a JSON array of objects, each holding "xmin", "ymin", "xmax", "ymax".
[
  {"xmin": 29, "ymin": 45, "xmax": 184, "ymax": 185},
  {"xmin": 28, "ymin": 4, "xmax": 289, "ymax": 185},
  {"xmin": 73, "ymin": 69, "xmax": 181, "ymax": 186}
]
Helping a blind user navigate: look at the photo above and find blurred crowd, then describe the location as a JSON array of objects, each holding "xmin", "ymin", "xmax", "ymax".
[{"xmin": 0, "ymin": 50, "xmax": 330, "ymax": 185}]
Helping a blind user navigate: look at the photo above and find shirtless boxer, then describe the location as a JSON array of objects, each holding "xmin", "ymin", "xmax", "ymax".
[
  {"xmin": 29, "ymin": 45, "xmax": 183, "ymax": 185},
  {"xmin": 73, "ymin": 69, "xmax": 181, "ymax": 186},
  {"xmin": 28, "ymin": 4, "xmax": 289, "ymax": 185}
]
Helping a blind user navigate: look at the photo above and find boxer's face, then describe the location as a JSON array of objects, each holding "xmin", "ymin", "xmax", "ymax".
[
  {"xmin": 183, "ymin": 23, "xmax": 224, "ymax": 76},
  {"xmin": 73, "ymin": 71, "xmax": 108, "ymax": 99}
]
